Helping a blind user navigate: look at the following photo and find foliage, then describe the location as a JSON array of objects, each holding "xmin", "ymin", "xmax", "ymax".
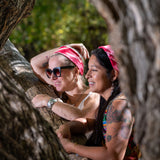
[{"xmin": 9, "ymin": 0, "xmax": 108, "ymax": 60}]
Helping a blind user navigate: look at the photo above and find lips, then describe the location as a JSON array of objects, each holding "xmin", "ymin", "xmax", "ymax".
[
  {"xmin": 88, "ymin": 81, "xmax": 95, "ymax": 87},
  {"xmin": 54, "ymin": 82, "xmax": 61, "ymax": 87}
]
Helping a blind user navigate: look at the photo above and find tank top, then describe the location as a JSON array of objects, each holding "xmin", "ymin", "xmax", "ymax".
[{"xmin": 78, "ymin": 92, "xmax": 92, "ymax": 110}]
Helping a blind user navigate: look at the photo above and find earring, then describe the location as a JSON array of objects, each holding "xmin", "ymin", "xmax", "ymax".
[
  {"xmin": 74, "ymin": 75, "xmax": 78, "ymax": 83},
  {"xmin": 110, "ymin": 82, "xmax": 114, "ymax": 95}
]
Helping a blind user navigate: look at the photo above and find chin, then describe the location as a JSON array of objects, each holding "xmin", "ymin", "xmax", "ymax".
[
  {"xmin": 55, "ymin": 87, "xmax": 63, "ymax": 92},
  {"xmin": 89, "ymin": 87, "xmax": 97, "ymax": 93}
]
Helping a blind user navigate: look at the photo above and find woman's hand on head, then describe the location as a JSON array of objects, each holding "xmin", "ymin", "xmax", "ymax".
[
  {"xmin": 31, "ymin": 94, "xmax": 51, "ymax": 108},
  {"xmin": 67, "ymin": 43, "xmax": 89, "ymax": 60}
]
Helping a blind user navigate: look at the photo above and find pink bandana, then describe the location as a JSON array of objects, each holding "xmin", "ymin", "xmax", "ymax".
[
  {"xmin": 54, "ymin": 46, "xmax": 84, "ymax": 75},
  {"xmin": 98, "ymin": 45, "xmax": 119, "ymax": 71}
]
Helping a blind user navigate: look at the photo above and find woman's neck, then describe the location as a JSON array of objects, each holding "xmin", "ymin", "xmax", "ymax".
[
  {"xmin": 64, "ymin": 78, "xmax": 88, "ymax": 105},
  {"xmin": 65, "ymin": 85, "xmax": 87, "ymax": 106},
  {"xmin": 65, "ymin": 86, "xmax": 85, "ymax": 95},
  {"xmin": 65, "ymin": 80, "xmax": 88, "ymax": 95},
  {"xmin": 101, "ymin": 87, "xmax": 112, "ymax": 101},
  {"xmin": 66, "ymin": 90, "xmax": 86, "ymax": 106}
]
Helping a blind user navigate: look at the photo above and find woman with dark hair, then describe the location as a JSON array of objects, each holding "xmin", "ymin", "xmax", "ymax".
[{"xmin": 57, "ymin": 45, "xmax": 139, "ymax": 160}]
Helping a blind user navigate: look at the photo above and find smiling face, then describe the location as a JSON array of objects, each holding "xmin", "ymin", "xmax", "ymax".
[
  {"xmin": 48, "ymin": 54, "xmax": 77, "ymax": 92},
  {"xmin": 85, "ymin": 55, "xmax": 113, "ymax": 95}
]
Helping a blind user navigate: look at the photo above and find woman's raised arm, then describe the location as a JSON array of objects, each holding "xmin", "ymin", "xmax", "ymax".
[{"xmin": 30, "ymin": 48, "xmax": 59, "ymax": 84}]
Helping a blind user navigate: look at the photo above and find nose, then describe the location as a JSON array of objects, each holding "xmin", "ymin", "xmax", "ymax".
[
  {"xmin": 51, "ymin": 73, "xmax": 58, "ymax": 80},
  {"xmin": 85, "ymin": 70, "xmax": 91, "ymax": 79}
]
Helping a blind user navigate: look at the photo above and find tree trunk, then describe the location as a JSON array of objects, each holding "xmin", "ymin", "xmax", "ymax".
[
  {"xmin": 0, "ymin": 40, "xmax": 87, "ymax": 160},
  {"xmin": 90, "ymin": 0, "xmax": 160, "ymax": 160},
  {"xmin": 0, "ymin": 42, "xmax": 68, "ymax": 160},
  {"xmin": 0, "ymin": 0, "xmax": 35, "ymax": 50},
  {"xmin": 0, "ymin": 0, "xmax": 86, "ymax": 158},
  {"xmin": 0, "ymin": 39, "xmax": 66, "ymax": 130}
]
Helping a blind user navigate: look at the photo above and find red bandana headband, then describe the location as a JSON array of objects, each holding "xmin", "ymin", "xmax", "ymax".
[
  {"xmin": 54, "ymin": 46, "xmax": 84, "ymax": 75},
  {"xmin": 98, "ymin": 45, "xmax": 119, "ymax": 71}
]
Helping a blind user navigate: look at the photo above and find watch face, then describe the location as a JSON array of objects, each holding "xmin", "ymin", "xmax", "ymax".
[{"xmin": 47, "ymin": 98, "xmax": 57, "ymax": 108}]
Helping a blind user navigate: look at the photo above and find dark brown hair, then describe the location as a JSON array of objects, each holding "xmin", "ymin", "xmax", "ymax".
[{"xmin": 86, "ymin": 48, "xmax": 120, "ymax": 146}]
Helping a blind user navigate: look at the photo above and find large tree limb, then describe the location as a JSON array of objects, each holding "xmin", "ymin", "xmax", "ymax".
[
  {"xmin": 0, "ymin": 0, "xmax": 35, "ymax": 50},
  {"xmin": 0, "ymin": 40, "xmax": 87, "ymax": 159},
  {"xmin": 0, "ymin": 42, "xmax": 68, "ymax": 160}
]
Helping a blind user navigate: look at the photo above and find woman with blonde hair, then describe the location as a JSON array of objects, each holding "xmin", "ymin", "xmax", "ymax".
[{"xmin": 30, "ymin": 44, "xmax": 100, "ymax": 120}]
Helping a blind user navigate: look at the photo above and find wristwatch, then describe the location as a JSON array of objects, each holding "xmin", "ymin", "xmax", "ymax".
[{"xmin": 47, "ymin": 98, "xmax": 58, "ymax": 109}]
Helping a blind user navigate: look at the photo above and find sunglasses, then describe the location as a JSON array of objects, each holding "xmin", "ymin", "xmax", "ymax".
[{"xmin": 46, "ymin": 66, "xmax": 75, "ymax": 78}]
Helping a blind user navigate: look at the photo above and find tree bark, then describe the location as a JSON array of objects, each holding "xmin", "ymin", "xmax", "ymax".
[
  {"xmin": 0, "ymin": 0, "xmax": 35, "ymax": 50},
  {"xmin": 90, "ymin": 0, "xmax": 160, "ymax": 160},
  {"xmin": 0, "ymin": 0, "xmax": 86, "ymax": 159},
  {"xmin": 0, "ymin": 42, "xmax": 68, "ymax": 160},
  {"xmin": 1, "ymin": 0, "xmax": 160, "ymax": 160},
  {"xmin": 0, "ymin": 39, "xmax": 66, "ymax": 130},
  {"xmin": 0, "ymin": 40, "xmax": 87, "ymax": 160}
]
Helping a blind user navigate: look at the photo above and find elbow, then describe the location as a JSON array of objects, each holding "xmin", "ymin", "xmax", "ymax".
[
  {"xmin": 30, "ymin": 58, "xmax": 34, "ymax": 72},
  {"xmin": 69, "ymin": 112, "xmax": 84, "ymax": 121},
  {"xmin": 30, "ymin": 57, "xmax": 40, "ymax": 74},
  {"xmin": 69, "ymin": 115, "xmax": 81, "ymax": 121},
  {"xmin": 30, "ymin": 57, "xmax": 35, "ymax": 69},
  {"xmin": 109, "ymin": 150, "xmax": 125, "ymax": 160},
  {"xmin": 97, "ymin": 147, "xmax": 124, "ymax": 160}
]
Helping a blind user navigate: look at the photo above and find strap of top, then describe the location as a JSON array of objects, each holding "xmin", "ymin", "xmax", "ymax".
[{"xmin": 78, "ymin": 92, "xmax": 92, "ymax": 110}]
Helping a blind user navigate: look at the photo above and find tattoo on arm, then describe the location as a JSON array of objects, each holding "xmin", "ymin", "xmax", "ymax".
[
  {"xmin": 106, "ymin": 135, "xmax": 112, "ymax": 142},
  {"xmin": 42, "ymin": 61, "xmax": 48, "ymax": 68},
  {"xmin": 105, "ymin": 104, "xmax": 132, "ymax": 141},
  {"xmin": 107, "ymin": 104, "xmax": 123, "ymax": 123},
  {"xmin": 42, "ymin": 56, "xmax": 49, "ymax": 68}
]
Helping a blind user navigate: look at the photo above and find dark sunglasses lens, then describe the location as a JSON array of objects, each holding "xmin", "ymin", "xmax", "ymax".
[
  {"xmin": 46, "ymin": 69, "xmax": 52, "ymax": 78},
  {"xmin": 53, "ymin": 68, "xmax": 61, "ymax": 77}
]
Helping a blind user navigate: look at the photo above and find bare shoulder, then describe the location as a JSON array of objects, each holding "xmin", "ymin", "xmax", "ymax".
[
  {"xmin": 82, "ymin": 92, "xmax": 100, "ymax": 118},
  {"xmin": 105, "ymin": 94, "xmax": 133, "ymax": 142},
  {"xmin": 107, "ymin": 94, "xmax": 132, "ymax": 125},
  {"xmin": 85, "ymin": 92, "xmax": 100, "ymax": 105},
  {"xmin": 112, "ymin": 94, "xmax": 128, "ymax": 110},
  {"xmin": 89, "ymin": 92, "xmax": 100, "ymax": 99}
]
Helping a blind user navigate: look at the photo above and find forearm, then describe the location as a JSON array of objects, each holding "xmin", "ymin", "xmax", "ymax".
[
  {"xmin": 58, "ymin": 119, "xmax": 88, "ymax": 137},
  {"xmin": 30, "ymin": 48, "xmax": 59, "ymax": 83},
  {"xmin": 52, "ymin": 102, "xmax": 84, "ymax": 120},
  {"xmin": 67, "ymin": 142, "xmax": 113, "ymax": 160},
  {"xmin": 69, "ymin": 118, "xmax": 95, "ymax": 135},
  {"xmin": 59, "ymin": 134, "xmax": 124, "ymax": 160},
  {"xmin": 30, "ymin": 48, "xmax": 59, "ymax": 69}
]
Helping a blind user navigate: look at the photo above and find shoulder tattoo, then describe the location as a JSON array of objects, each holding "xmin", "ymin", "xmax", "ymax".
[{"xmin": 106, "ymin": 104, "xmax": 132, "ymax": 140}]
